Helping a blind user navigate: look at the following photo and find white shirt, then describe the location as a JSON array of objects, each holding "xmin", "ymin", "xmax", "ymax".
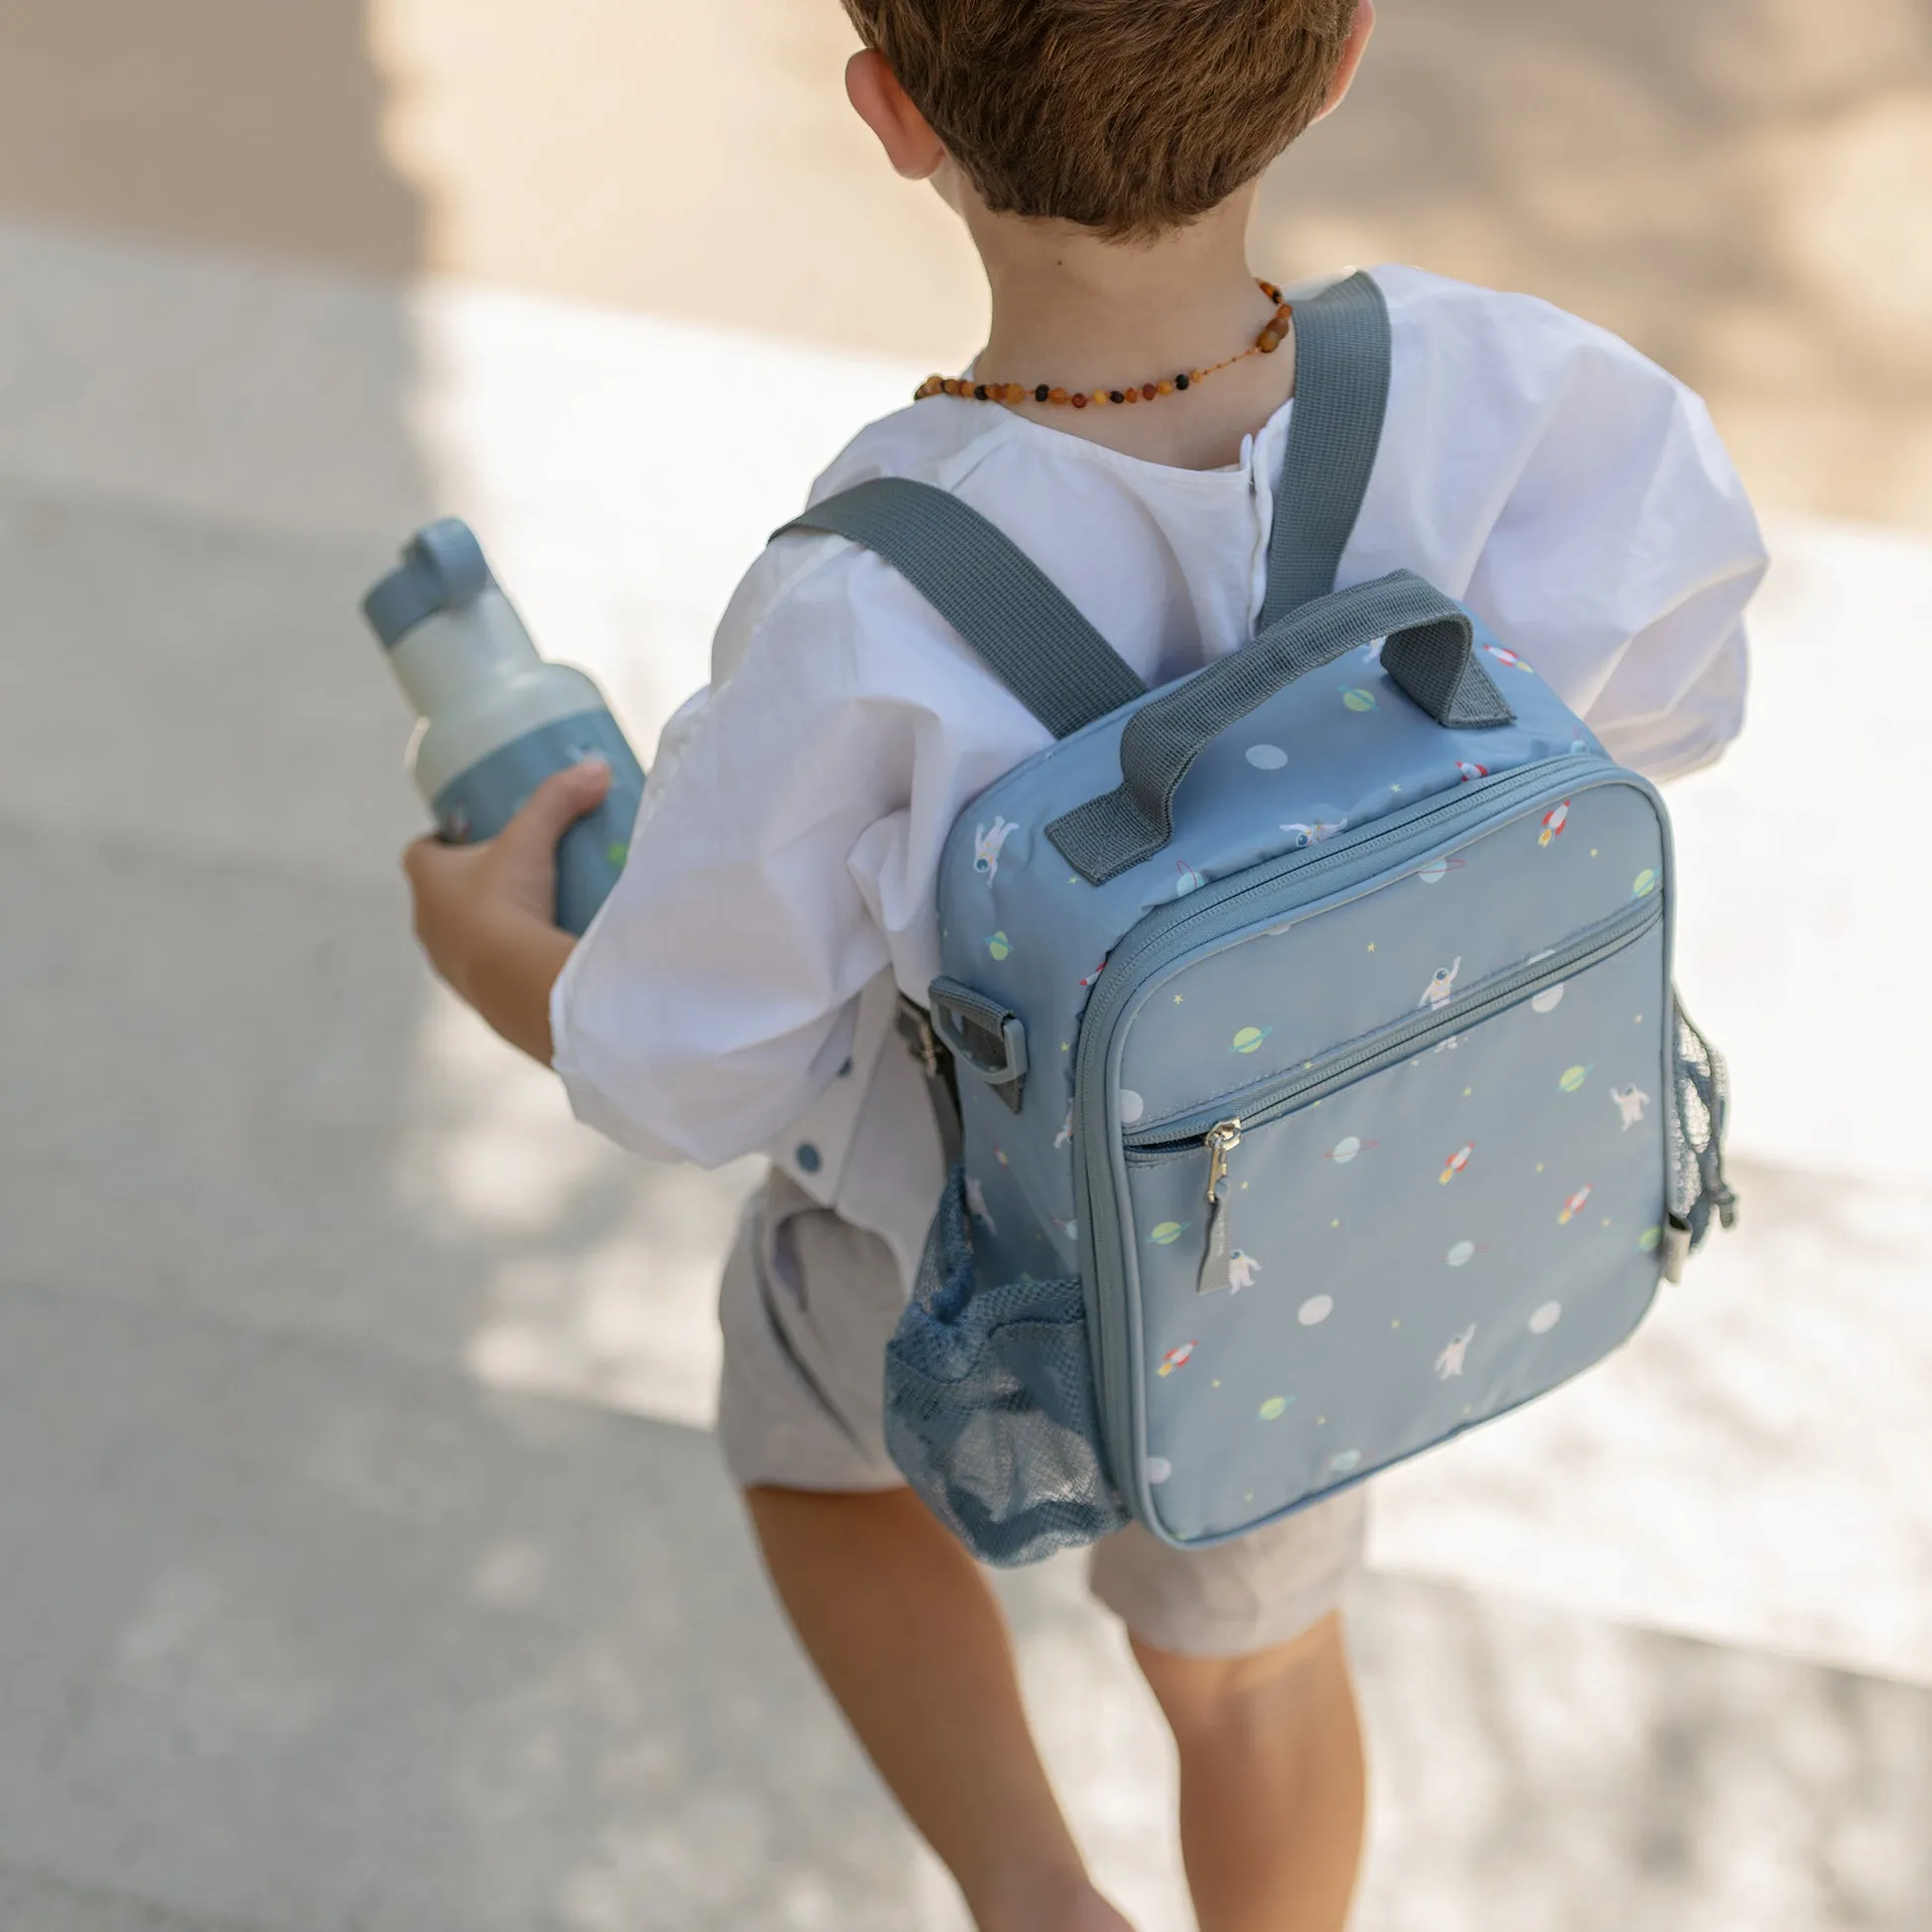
[{"xmin": 551, "ymin": 265, "xmax": 1768, "ymax": 1285}]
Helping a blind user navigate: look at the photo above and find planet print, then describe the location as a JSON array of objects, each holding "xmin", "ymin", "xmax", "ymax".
[
  {"xmin": 1637, "ymin": 1224, "xmax": 1663, "ymax": 1253},
  {"xmin": 1446, "ymin": 1240, "xmax": 1477, "ymax": 1268},
  {"xmin": 1327, "ymin": 1449, "xmax": 1363, "ymax": 1475},
  {"xmin": 1118, "ymin": 1088, "xmax": 1146, "ymax": 1126},
  {"xmin": 1416, "ymin": 856, "xmax": 1467, "ymax": 886},
  {"xmin": 1246, "ymin": 744, "xmax": 1289, "ymax": 769},
  {"xmin": 1146, "ymin": 1456, "xmax": 1173, "ymax": 1485},
  {"xmin": 1298, "ymin": 1295, "xmax": 1334, "ymax": 1326},
  {"xmin": 1150, "ymin": 1221, "xmax": 1189, "ymax": 1246},
  {"xmin": 1531, "ymin": 985, "xmax": 1565, "ymax": 1015},
  {"xmin": 1340, "ymin": 687, "xmax": 1378, "ymax": 713},
  {"xmin": 1528, "ymin": 1301, "xmax": 1564, "ymax": 1335},
  {"xmin": 987, "ymin": 930, "xmax": 1012, "ymax": 961},
  {"xmin": 1632, "ymin": 868, "xmax": 1658, "ymax": 898},
  {"xmin": 1231, "ymin": 1026, "xmax": 1274, "ymax": 1054},
  {"xmin": 1558, "ymin": 1063, "xmax": 1593, "ymax": 1093},
  {"xmin": 1258, "ymin": 1396, "xmax": 1293, "ymax": 1421},
  {"xmin": 1174, "ymin": 861, "xmax": 1205, "ymax": 897},
  {"xmin": 1325, "ymin": 1135, "xmax": 1377, "ymax": 1165}
]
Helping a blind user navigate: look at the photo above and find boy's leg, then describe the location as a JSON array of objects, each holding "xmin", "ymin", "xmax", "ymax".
[
  {"xmin": 1131, "ymin": 1613, "xmax": 1364, "ymax": 1932},
  {"xmin": 1088, "ymin": 1497, "xmax": 1369, "ymax": 1932},
  {"xmin": 747, "ymin": 1484, "xmax": 1133, "ymax": 1932},
  {"xmin": 719, "ymin": 1176, "xmax": 1130, "ymax": 1931}
]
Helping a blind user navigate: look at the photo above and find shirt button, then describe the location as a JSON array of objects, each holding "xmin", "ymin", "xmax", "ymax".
[{"xmin": 794, "ymin": 1143, "xmax": 823, "ymax": 1173}]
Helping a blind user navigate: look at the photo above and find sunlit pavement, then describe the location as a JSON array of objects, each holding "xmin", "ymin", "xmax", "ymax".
[{"xmin": 2, "ymin": 218, "xmax": 1928, "ymax": 1930}]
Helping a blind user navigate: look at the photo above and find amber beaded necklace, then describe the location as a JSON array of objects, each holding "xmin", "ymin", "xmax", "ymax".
[{"xmin": 915, "ymin": 279, "xmax": 1292, "ymax": 411}]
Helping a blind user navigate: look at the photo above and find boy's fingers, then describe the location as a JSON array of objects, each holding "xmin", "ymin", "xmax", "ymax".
[
  {"xmin": 501, "ymin": 759, "xmax": 613, "ymax": 850},
  {"xmin": 401, "ymin": 832, "xmax": 449, "ymax": 882}
]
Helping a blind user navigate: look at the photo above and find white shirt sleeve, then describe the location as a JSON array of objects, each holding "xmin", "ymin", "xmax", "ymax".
[
  {"xmin": 1365, "ymin": 271, "xmax": 1769, "ymax": 783},
  {"xmin": 548, "ymin": 536, "xmax": 913, "ymax": 1167}
]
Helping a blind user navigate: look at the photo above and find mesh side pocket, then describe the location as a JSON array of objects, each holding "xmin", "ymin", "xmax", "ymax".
[
  {"xmin": 1668, "ymin": 991, "xmax": 1738, "ymax": 1265},
  {"xmin": 884, "ymin": 1167, "xmax": 1128, "ymax": 1567}
]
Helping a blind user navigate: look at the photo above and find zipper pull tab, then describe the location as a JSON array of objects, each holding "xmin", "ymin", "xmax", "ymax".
[{"xmin": 1196, "ymin": 1120, "xmax": 1243, "ymax": 1294}]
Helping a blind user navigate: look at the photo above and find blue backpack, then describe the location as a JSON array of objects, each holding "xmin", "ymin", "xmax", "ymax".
[{"xmin": 783, "ymin": 273, "xmax": 1734, "ymax": 1566}]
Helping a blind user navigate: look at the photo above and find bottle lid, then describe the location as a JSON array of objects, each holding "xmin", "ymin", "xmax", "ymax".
[{"xmin": 361, "ymin": 518, "xmax": 494, "ymax": 648}]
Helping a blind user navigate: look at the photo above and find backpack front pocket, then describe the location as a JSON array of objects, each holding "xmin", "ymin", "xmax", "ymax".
[
  {"xmin": 884, "ymin": 1166, "xmax": 1128, "ymax": 1565},
  {"xmin": 1115, "ymin": 899, "xmax": 1669, "ymax": 1545}
]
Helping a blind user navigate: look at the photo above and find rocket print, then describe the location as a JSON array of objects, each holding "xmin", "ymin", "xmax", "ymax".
[
  {"xmin": 1456, "ymin": 761, "xmax": 1489, "ymax": 783},
  {"xmin": 1439, "ymin": 1143, "xmax": 1474, "ymax": 1185},
  {"xmin": 1482, "ymin": 641, "xmax": 1536, "ymax": 674},
  {"xmin": 1559, "ymin": 1184, "xmax": 1592, "ymax": 1225},
  {"xmin": 1435, "ymin": 1324, "xmax": 1476, "ymax": 1379},
  {"xmin": 1226, "ymin": 1250, "xmax": 1262, "ymax": 1295},
  {"xmin": 1609, "ymin": 1084, "xmax": 1651, "ymax": 1130},
  {"xmin": 973, "ymin": 817, "xmax": 1018, "ymax": 885},
  {"xmin": 1158, "ymin": 1342, "xmax": 1196, "ymax": 1377},
  {"xmin": 1419, "ymin": 958, "xmax": 1462, "ymax": 1011},
  {"xmin": 1054, "ymin": 1105, "xmax": 1074, "ymax": 1150},
  {"xmin": 1539, "ymin": 800, "xmax": 1571, "ymax": 847}
]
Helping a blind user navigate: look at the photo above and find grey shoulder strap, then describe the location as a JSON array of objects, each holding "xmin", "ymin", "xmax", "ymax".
[
  {"xmin": 1259, "ymin": 271, "xmax": 1393, "ymax": 627},
  {"xmin": 775, "ymin": 476, "xmax": 1147, "ymax": 740}
]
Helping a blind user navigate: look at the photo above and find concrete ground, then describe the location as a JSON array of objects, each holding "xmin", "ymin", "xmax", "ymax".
[
  {"xmin": 2, "ymin": 214, "xmax": 1929, "ymax": 1932},
  {"xmin": 2, "ymin": 3, "xmax": 1931, "ymax": 1925}
]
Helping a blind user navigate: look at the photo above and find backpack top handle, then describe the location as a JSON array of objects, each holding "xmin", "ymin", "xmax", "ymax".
[{"xmin": 1045, "ymin": 570, "xmax": 1515, "ymax": 885}]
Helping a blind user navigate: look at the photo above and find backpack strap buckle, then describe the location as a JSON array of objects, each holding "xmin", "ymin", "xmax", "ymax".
[{"xmin": 928, "ymin": 978, "xmax": 1029, "ymax": 1115}]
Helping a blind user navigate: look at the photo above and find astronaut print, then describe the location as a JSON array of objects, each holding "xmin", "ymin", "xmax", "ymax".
[{"xmin": 973, "ymin": 816, "xmax": 1018, "ymax": 885}]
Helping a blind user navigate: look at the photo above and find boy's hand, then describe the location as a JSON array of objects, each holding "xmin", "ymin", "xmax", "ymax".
[{"xmin": 401, "ymin": 758, "xmax": 612, "ymax": 1062}]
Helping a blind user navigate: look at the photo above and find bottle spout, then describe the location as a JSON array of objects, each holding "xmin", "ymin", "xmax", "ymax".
[
  {"xmin": 361, "ymin": 517, "xmax": 494, "ymax": 649},
  {"xmin": 364, "ymin": 518, "xmax": 541, "ymax": 717}
]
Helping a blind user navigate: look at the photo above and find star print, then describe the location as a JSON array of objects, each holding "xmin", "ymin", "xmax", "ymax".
[
  {"xmin": 1535, "ymin": 1163, "xmax": 1546, "ymax": 1173},
  {"xmin": 1634, "ymin": 1015, "xmax": 1644, "ymax": 1025},
  {"xmin": 1391, "ymin": 1317, "xmax": 1401, "ymax": 1328},
  {"xmin": 1060, "ymin": 1041, "xmax": 1069, "ymax": 1052},
  {"xmin": 1173, "ymin": 995, "xmax": 1184, "ymax": 1005},
  {"xmin": 1462, "ymin": 1086, "xmax": 1473, "ymax": 1097},
  {"xmin": 1390, "ymin": 783, "xmax": 1403, "ymax": 793},
  {"xmin": 1330, "ymin": 1218, "xmax": 1340, "ymax": 1228},
  {"xmin": 1367, "ymin": 942, "xmax": 1377, "ymax": 953},
  {"xmin": 1590, "ymin": 847, "xmax": 1599, "ymax": 858},
  {"xmin": 1601, "ymin": 1216, "xmax": 1612, "ymax": 1227},
  {"xmin": 1212, "ymin": 1379, "xmax": 1221, "ymax": 1388}
]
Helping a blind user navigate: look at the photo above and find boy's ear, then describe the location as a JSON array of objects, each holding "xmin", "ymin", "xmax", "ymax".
[
  {"xmin": 1312, "ymin": 0, "xmax": 1377, "ymax": 124},
  {"xmin": 846, "ymin": 49, "xmax": 947, "ymax": 181}
]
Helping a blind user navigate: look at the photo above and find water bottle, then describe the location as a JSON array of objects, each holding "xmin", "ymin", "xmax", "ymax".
[{"xmin": 362, "ymin": 518, "xmax": 645, "ymax": 935}]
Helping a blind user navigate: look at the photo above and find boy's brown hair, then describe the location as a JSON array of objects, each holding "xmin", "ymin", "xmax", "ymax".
[{"xmin": 842, "ymin": 0, "xmax": 1358, "ymax": 239}]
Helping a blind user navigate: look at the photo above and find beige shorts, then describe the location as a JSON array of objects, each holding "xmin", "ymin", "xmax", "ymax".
[{"xmin": 717, "ymin": 1171, "xmax": 1365, "ymax": 1658}]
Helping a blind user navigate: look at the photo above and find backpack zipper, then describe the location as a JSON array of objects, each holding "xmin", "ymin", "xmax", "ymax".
[
  {"xmin": 1128, "ymin": 894, "xmax": 1663, "ymax": 1167},
  {"xmin": 1136, "ymin": 894, "xmax": 1661, "ymax": 1298},
  {"xmin": 1195, "ymin": 1119, "xmax": 1245, "ymax": 1293}
]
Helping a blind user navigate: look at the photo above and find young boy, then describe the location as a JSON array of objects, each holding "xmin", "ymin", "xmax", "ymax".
[{"xmin": 403, "ymin": 3, "xmax": 1766, "ymax": 1926}]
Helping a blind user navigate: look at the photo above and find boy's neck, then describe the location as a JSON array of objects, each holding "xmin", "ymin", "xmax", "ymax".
[{"xmin": 964, "ymin": 185, "xmax": 1296, "ymax": 471}]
